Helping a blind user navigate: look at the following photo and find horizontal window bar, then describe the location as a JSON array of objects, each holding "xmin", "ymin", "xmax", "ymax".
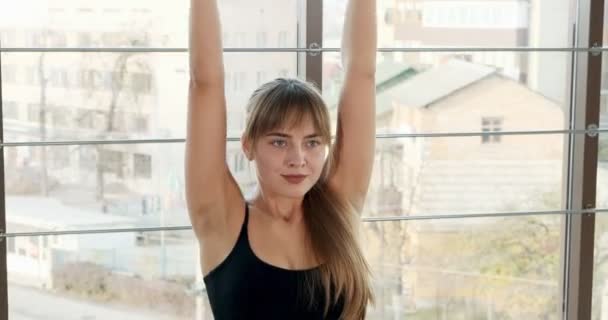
[
  {"xmin": 381, "ymin": 263, "xmax": 556, "ymax": 286},
  {"xmin": 1, "ymin": 128, "xmax": 606, "ymax": 148},
  {"xmin": 1, "ymin": 208, "xmax": 606, "ymax": 239},
  {"xmin": 0, "ymin": 46, "xmax": 606, "ymax": 53},
  {"xmin": 363, "ymin": 207, "xmax": 608, "ymax": 222},
  {"xmin": 1, "ymin": 226, "xmax": 192, "ymax": 238}
]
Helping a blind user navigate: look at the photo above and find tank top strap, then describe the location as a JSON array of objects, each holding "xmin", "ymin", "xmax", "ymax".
[
  {"xmin": 244, "ymin": 201, "xmax": 250, "ymax": 226},
  {"xmin": 239, "ymin": 201, "xmax": 250, "ymax": 241}
]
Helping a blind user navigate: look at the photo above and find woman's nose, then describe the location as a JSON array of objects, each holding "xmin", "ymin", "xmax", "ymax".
[{"xmin": 287, "ymin": 146, "xmax": 306, "ymax": 167}]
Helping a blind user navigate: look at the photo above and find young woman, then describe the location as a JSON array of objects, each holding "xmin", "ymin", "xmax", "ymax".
[{"xmin": 185, "ymin": 0, "xmax": 377, "ymax": 319}]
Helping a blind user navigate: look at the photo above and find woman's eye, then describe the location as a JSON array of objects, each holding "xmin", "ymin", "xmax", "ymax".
[
  {"xmin": 272, "ymin": 140, "xmax": 286, "ymax": 147},
  {"xmin": 307, "ymin": 140, "xmax": 321, "ymax": 147}
]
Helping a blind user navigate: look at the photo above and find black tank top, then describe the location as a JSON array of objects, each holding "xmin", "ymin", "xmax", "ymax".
[{"xmin": 203, "ymin": 202, "xmax": 345, "ymax": 319}]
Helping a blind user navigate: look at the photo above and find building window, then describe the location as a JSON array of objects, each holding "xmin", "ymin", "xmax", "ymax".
[
  {"xmin": 80, "ymin": 69, "xmax": 104, "ymax": 89},
  {"xmin": 51, "ymin": 106, "xmax": 71, "ymax": 127},
  {"xmin": 78, "ymin": 33, "xmax": 92, "ymax": 47},
  {"xmin": 131, "ymin": 73, "xmax": 152, "ymax": 94},
  {"xmin": 233, "ymin": 72, "xmax": 246, "ymax": 91},
  {"xmin": 235, "ymin": 32, "xmax": 246, "ymax": 47},
  {"xmin": 223, "ymin": 32, "xmax": 230, "ymax": 47},
  {"xmin": 79, "ymin": 147, "xmax": 96, "ymax": 171},
  {"xmin": 225, "ymin": 72, "xmax": 232, "ymax": 92},
  {"xmin": 101, "ymin": 32, "xmax": 122, "ymax": 47},
  {"xmin": 100, "ymin": 149, "xmax": 126, "ymax": 177},
  {"xmin": 103, "ymin": 71, "xmax": 115, "ymax": 90},
  {"xmin": 481, "ymin": 117, "xmax": 503, "ymax": 143},
  {"xmin": 239, "ymin": 154, "xmax": 248, "ymax": 172},
  {"xmin": 129, "ymin": 115, "xmax": 149, "ymax": 132},
  {"xmin": 27, "ymin": 103, "xmax": 40, "ymax": 123},
  {"xmin": 385, "ymin": 8, "xmax": 397, "ymax": 24},
  {"xmin": 29, "ymin": 32, "xmax": 44, "ymax": 47},
  {"xmin": 0, "ymin": 29, "xmax": 16, "ymax": 47},
  {"xmin": 2, "ymin": 64, "xmax": 17, "ymax": 84},
  {"xmin": 256, "ymin": 71, "xmax": 266, "ymax": 86},
  {"xmin": 51, "ymin": 33, "xmax": 67, "ymax": 47},
  {"xmin": 256, "ymin": 32, "xmax": 267, "ymax": 48},
  {"xmin": 231, "ymin": 153, "xmax": 248, "ymax": 172},
  {"xmin": 51, "ymin": 145, "xmax": 70, "ymax": 170},
  {"xmin": 112, "ymin": 112, "xmax": 126, "ymax": 131},
  {"xmin": 134, "ymin": 153, "xmax": 152, "ymax": 178},
  {"xmin": 278, "ymin": 31, "xmax": 288, "ymax": 47},
  {"xmin": 76, "ymin": 109, "xmax": 94, "ymax": 129},
  {"xmin": 7, "ymin": 237, "xmax": 15, "ymax": 253},
  {"xmin": 26, "ymin": 66, "xmax": 40, "ymax": 85},
  {"xmin": 279, "ymin": 69, "xmax": 289, "ymax": 78},
  {"xmin": 3, "ymin": 100, "xmax": 19, "ymax": 120},
  {"xmin": 103, "ymin": 8, "xmax": 121, "ymax": 14},
  {"xmin": 48, "ymin": 68, "xmax": 69, "ymax": 88}
]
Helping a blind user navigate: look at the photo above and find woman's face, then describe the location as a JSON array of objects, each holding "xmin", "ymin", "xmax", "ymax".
[{"xmin": 244, "ymin": 116, "xmax": 328, "ymax": 199}]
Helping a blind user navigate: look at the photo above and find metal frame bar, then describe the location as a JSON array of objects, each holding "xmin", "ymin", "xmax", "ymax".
[
  {"xmin": 0, "ymin": 42, "xmax": 8, "ymax": 320},
  {"xmin": 564, "ymin": 0, "xmax": 605, "ymax": 317},
  {"xmin": 0, "ymin": 46, "xmax": 606, "ymax": 53},
  {"xmin": 0, "ymin": 128, "xmax": 607, "ymax": 148},
  {"xmin": 1, "ymin": 208, "xmax": 607, "ymax": 239},
  {"xmin": 303, "ymin": 0, "xmax": 322, "ymax": 88}
]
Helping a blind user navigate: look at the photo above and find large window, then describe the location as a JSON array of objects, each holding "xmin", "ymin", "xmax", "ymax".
[{"xmin": 0, "ymin": 0, "xmax": 605, "ymax": 319}]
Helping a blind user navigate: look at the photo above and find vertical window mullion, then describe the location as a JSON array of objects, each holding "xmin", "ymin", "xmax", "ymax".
[
  {"xmin": 0, "ymin": 43, "xmax": 9, "ymax": 320},
  {"xmin": 563, "ymin": 0, "xmax": 605, "ymax": 318},
  {"xmin": 298, "ymin": 0, "xmax": 323, "ymax": 90}
]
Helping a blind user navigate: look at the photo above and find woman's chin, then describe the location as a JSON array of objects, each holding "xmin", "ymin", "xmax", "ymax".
[{"xmin": 276, "ymin": 187, "xmax": 312, "ymax": 199}]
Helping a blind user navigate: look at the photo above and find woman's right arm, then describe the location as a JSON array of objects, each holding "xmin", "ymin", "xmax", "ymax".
[{"xmin": 185, "ymin": 0, "xmax": 232, "ymax": 236}]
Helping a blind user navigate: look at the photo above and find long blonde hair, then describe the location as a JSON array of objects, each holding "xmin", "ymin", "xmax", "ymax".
[{"xmin": 242, "ymin": 77, "xmax": 375, "ymax": 319}]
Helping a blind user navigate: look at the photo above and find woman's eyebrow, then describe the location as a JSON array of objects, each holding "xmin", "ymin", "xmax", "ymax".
[{"xmin": 265, "ymin": 132, "xmax": 320, "ymax": 138}]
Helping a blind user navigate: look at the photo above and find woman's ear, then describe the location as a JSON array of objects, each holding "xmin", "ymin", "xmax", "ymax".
[{"xmin": 242, "ymin": 135, "xmax": 252, "ymax": 161}]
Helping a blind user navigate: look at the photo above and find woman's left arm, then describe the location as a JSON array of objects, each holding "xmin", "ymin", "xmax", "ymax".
[{"xmin": 328, "ymin": 0, "xmax": 377, "ymax": 212}]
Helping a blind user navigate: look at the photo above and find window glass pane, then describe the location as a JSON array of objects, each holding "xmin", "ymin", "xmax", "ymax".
[
  {"xmin": 5, "ymin": 143, "xmax": 183, "ymax": 231},
  {"xmin": 3, "ymin": 139, "xmax": 261, "ymax": 233},
  {"xmin": 0, "ymin": 0, "xmax": 299, "ymax": 48},
  {"xmin": 323, "ymin": 51, "xmax": 572, "ymax": 133},
  {"xmin": 8, "ymin": 232, "xmax": 210, "ymax": 319},
  {"xmin": 0, "ymin": 2, "xmax": 181, "ymax": 48},
  {"xmin": 0, "ymin": 0, "xmax": 299, "ymax": 142},
  {"xmin": 325, "ymin": 0, "xmax": 572, "ymax": 48},
  {"xmin": 0, "ymin": 51, "xmax": 297, "ymax": 142},
  {"xmin": 363, "ymin": 217, "xmax": 561, "ymax": 318},
  {"xmin": 593, "ymin": 135, "xmax": 608, "ymax": 320},
  {"xmin": 5, "ymin": 124, "xmax": 566, "ymax": 233},
  {"xmin": 323, "ymin": 3, "xmax": 572, "ymax": 317},
  {"xmin": 324, "ymin": 52, "xmax": 568, "ymax": 218},
  {"xmin": 6, "ymin": 220, "xmax": 562, "ymax": 319},
  {"xmin": 363, "ymin": 135, "xmax": 565, "ymax": 218}
]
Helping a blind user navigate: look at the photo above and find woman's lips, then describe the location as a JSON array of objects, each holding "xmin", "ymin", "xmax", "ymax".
[{"xmin": 282, "ymin": 175, "xmax": 307, "ymax": 184}]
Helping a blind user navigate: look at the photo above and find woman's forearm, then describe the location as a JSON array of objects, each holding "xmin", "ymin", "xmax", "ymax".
[
  {"xmin": 189, "ymin": 0, "xmax": 225, "ymax": 85},
  {"xmin": 341, "ymin": 0, "xmax": 377, "ymax": 76}
]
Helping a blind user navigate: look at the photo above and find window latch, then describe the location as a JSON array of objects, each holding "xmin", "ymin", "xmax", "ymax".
[
  {"xmin": 587, "ymin": 124, "xmax": 598, "ymax": 138},
  {"xmin": 308, "ymin": 43, "xmax": 321, "ymax": 56},
  {"xmin": 590, "ymin": 42, "xmax": 601, "ymax": 57}
]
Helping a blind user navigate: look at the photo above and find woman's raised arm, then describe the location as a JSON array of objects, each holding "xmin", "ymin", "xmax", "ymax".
[
  {"xmin": 328, "ymin": 0, "xmax": 377, "ymax": 213},
  {"xmin": 185, "ymin": 0, "xmax": 235, "ymax": 235},
  {"xmin": 189, "ymin": 0, "xmax": 224, "ymax": 84}
]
